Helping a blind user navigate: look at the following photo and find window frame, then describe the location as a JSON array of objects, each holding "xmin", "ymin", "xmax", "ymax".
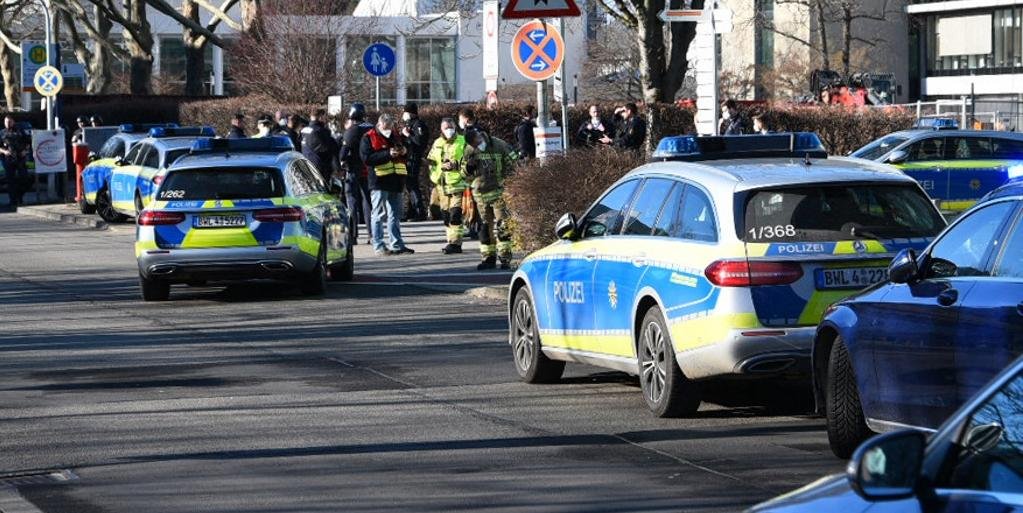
[
  {"xmin": 622, "ymin": 177, "xmax": 679, "ymax": 237},
  {"xmin": 580, "ymin": 178, "xmax": 641, "ymax": 239},
  {"xmin": 676, "ymin": 182, "xmax": 720, "ymax": 243},
  {"xmin": 925, "ymin": 199, "xmax": 1020, "ymax": 278}
]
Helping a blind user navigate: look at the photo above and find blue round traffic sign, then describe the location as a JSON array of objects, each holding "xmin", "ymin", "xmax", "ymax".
[
  {"xmin": 363, "ymin": 43, "xmax": 396, "ymax": 77},
  {"xmin": 511, "ymin": 20, "xmax": 564, "ymax": 81}
]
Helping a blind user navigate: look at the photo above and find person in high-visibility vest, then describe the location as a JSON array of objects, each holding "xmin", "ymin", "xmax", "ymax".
[
  {"xmin": 360, "ymin": 113, "xmax": 415, "ymax": 256},
  {"xmin": 463, "ymin": 128, "xmax": 517, "ymax": 270},
  {"xmin": 427, "ymin": 117, "xmax": 467, "ymax": 254}
]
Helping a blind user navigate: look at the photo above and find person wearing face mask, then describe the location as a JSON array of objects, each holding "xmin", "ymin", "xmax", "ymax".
[
  {"xmin": 254, "ymin": 118, "xmax": 274, "ymax": 138},
  {"xmin": 340, "ymin": 104, "xmax": 373, "ymax": 244},
  {"xmin": 399, "ymin": 103, "xmax": 429, "ymax": 222},
  {"xmin": 462, "ymin": 128, "xmax": 516, "ymax": 270},
  {"xmin": 577, "ymin": 105, "xmax": 612, "ymax": 147},
  {"xmin": 427, "ymin": 118, "xmax": 467, "ymax": 254},
  {"xmin": 719, "ymin": 99, "xmax": 749, "ymax": 135},
  {"xmin": 302, "ymin": 108, "xmax": 340, "ymax": 181},
  {"xmin": 514, "ymin": 106, "xmax": 536, "ymax": 160},
  {"xmin": 457, "ymin": 107, "xmax": 482, "ymax": 240},
  {"xmin": 360, "ymin": 113, "xmax": 414, "ymax": 256}
]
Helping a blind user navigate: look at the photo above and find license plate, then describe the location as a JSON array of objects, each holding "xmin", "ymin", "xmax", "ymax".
[
  {"xmin": 194, "ymin": 214, "xmax": 246, "ymax": 228},
  {"xmin": 814, "ymin": 267, "xmax": 888, "ymax": 290}
]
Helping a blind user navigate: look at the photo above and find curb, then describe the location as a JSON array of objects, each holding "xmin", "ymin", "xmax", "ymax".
[
  {"xmin": 465, "ymin": 285, "xmax": 508, "ymax": 302},
  {"xmin": 16, "ymin": 205, "xmax": 108, "ymax": 230}
]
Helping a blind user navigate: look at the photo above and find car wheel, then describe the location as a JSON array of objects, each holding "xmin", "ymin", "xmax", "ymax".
[
  {"xmin": 139, "ymin": 274, "xmax": 170, "ymax": 302},
  {"xmin": 511, "ymin": 287, "xmax": 564, "ymax": 383},
  {"xmin": 300, "ymin": 241, "xmax": 327, "ymax": 296},
  {"xmin": 329, "ymin": 231, "xmax": 355, "ymax": 282},
  {"xmin": 826, "ymin": 337, "xmax": 873, "ymax": 459},
  {"xmin": 96, "ymin": 187, "xmax": 127, "ymax": 223},
  {"xmin": 79, "ymin": 197, "xmax": 96, "ymax": 214},
  {"xmin": 638, "ymin": 306, "xmax": 701, "ymax": 418}
]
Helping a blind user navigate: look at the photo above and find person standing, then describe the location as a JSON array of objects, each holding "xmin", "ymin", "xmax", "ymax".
[
  {"xmin": 227, "ymin": 113, "xmax": 247, "ymax": 139},
  {"xmin": 71, "ymin": 116, "xmax": 88, "ymax": 145},
  {"xmin": 400, "ymin": 102, "xmax": 428, "ymax": 222},
  {"xmin": 0, "ymin": 116, "xmax": 30, "ymax": 207},
  {"xmin": 719, "ymin": 99, "xmax": 749, "ymax": 135},
  {"xmin": 463, "ymin": 128, "xmax": 516, "ymax": 270},
  {"xmin": 457, "ymin": 107, "xmax": 482, "ymax": 239},
  {"xmin": 577, "ymin": 105, "xmax": 612, "ymax": 147},
  {"xmin": 427, "ymin": 118, "xmax": 467, "ymax": 254},
  {"xmin": 254, "ymin": 118, "xmax": 274, "ymax": 138},
  {"xmin": 515, "ymin": 106, "xmax": 536, "ymax": 160},
  {"xmin": 341, "ymin": 104, "xmax": 373, "ymax": 244},
  {"xmin": 301, "ymin": 108, "xmax": 339, "ymax": 181},
  {"xmin": 360, "ymin": 113, "xmax": 414, "ymax": 256},
  {"xmin": 284, "ymin": 115, "xmax": 303, "ymax": 152},
  {"xmin": 604, "ymin": 103, "xmax": 646, "ymax": 151}
]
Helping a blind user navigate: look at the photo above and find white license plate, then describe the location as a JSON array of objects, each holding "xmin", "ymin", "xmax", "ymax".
[
  {"xmin": 194, "ymin": 215, "xmax": 246, "ymax": 228},
  {"xmin": 814, "ymin": 267, "xmax": 888, "ymax": 290}
]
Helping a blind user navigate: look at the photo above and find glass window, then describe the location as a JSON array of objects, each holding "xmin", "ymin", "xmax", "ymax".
[
  {"xmin": 948, "ymin": 137, "xmax": 992, "ymax": 160},
  {"xmin": 743, "ymin": 184, "xmax": 945, "ymax": 242},
  {"xmin": 142, "ymin": 147, "xmax": 160, "ymax": 169},
  {"xmin": 653, "ymin": 184, "xmax": 684, "ymax": 237},
  {"xmin": 994, "ymin": 211, "xmax": 1023, "ymax": 278},
  {"xmin": 298, "ymin": 160, "xmax": 326, "ymax": 193},
  {"xmin": 679, "ymin": 186, "xmax": 717, "ymax": 242},
  {"xmin": 99, "ymin": 137, "xmax": 126, "ymax": 159},
  {"xmin": 157, "ymin": 167, "xmax": 285, "ymax": 200},
  {"xmin": 581, "ymin": 180, "xmax": 639, "ymax": 238},
  {"xmin": 992, "ymin": 138, "xmax": 1023, "ymax": 159},
  {"xmin": 346, "ymin": 36, "xmax": 398, "ymax": 106},
  {"xmin": 926, "ymin": 8, "xmax": 1023, "ymax": 74},
  {"xmin": 163, "ymin": 149, "xmax": 189, "ymax": 168},
  {"xmin": 158, "ymin": 36, "xmax": 214, "ymax": 85},
  {"xmin": 287, "ymin": 164, "xmax": 312, "ymax": 196},
  {"xmin": 928, "ymin": 201, "xmax": 1016, "ymax": 278},
  {"xmin": 943, "ymin": 369, "xmax": 1023, "ymax": 493},
  {"xmin": 906, "ymin": 137, "xmax": 948, "ymax": 161},
  {"xmin": 123, "ymin": 143, "xmax": 146, "ymax": 165},
  {"xmin": 405, "ymin": 38, "xmax": 456, "ymax": 103},
  {"xmin": 852, "ymin": 135, "xmax": 909, "ymax": 161},
  {"xmin": 623, "ymin": 178, "xmax": 676, "ymax": 236}
]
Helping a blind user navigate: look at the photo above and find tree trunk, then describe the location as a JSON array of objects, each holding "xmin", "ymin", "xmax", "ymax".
[
  {"xmin": 124, "ymin": 0, "xmax": 154, "ymax": 94},
  {"xmin": 182, "ymin": 0, "xmax": 206, "ymax": 96},
  {"xmin": 841, "ymin": 4, "xmax": 851, "ymax": 76},
  {"xmin": 637, "ymin": 0, "xmax": 667, "ymax": 103},
  {"xmin": 88, "ymin": 5, "xmax": 114, "ymax": 94},
  {"xmin": 814, "ymin": 1, "xmax": 830, "ymax": 70},
  {"xmin": 659, "ymin": 0, "xmax": 701, "ymax": 102},
  {"xmin": 241, "ymin": 0, "xmax": 263, "ymax": 39},
  {"xmin": 0, "ymin": 43, "xmax": 16, "ymax": 110}
]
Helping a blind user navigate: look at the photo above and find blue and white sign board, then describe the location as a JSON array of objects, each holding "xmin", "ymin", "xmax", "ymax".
[{"xmin": 363, "ymin": 43, "xmax": 396, "ymax": 77}]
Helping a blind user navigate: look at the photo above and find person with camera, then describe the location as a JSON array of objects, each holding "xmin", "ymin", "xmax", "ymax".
[
  {"xmin": 0, "ymin": 116, "xmax": 31, "ymax": 208},
  {"xmin": 400, "ymin": 103, "xmax": 429, "ymax": 222},
  {"xmin": 463, "ymin": 128, "xmax": 516, "ymax": 270},
  {"xmin": 427, "ymin": 118, "xmax": 467, "ymax": 254},
  {"xmin": 360, "ymin": 113, "xmax": 414, "ymax": 256}
]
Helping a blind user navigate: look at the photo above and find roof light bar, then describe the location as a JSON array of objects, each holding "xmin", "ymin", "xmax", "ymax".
[
  {"xmin": 652, "ymin": 132, "xmax": 828, "ymax": 161},
  {"xmin": 149, "ymin": 126, "xmax": 217, "ymax": 138},
  {"xmin": 190, "ymin": 136, "xmax": 295, "ymax": 154}
]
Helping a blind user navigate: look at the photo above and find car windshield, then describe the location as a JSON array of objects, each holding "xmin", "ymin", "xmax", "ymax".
[
  {"xmin": 164, "ymin": 149, "xmax": 189, "ymax": 168},
  {"xmin": 852, "ymin": 135, "xmax": 909, "ymax": 160},
  {"xmin": 98, "ymin": 137, "xmax": 126, "ymax": 159},
  {"xmin": 742, "ymin": 184, "xmax": 945, "ymax": 243},
  {"xmin": 156, "ymin": 167, "xmax": 285, "ymax": 200}
]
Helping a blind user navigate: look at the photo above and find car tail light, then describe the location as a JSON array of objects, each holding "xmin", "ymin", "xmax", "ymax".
[
  {"xmin": 137, "ymin": 211, "xmax": 185, "ymax": 226},
  {"xmin": 705, "ymin": 260, "xmax": 804, "ymax": 287},
  {"xmin": 253, "ymin": 207, "xmax": 304, "ymax": 223}
]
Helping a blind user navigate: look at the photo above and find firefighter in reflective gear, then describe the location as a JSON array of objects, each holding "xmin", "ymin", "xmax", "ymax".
[
  {"xmin": 427, "ymin": 118, "xmax": 468, "ymax": 254},
  {"xmin": 463, "ymin": 128, "xmax": 516, "ymax": 270}
]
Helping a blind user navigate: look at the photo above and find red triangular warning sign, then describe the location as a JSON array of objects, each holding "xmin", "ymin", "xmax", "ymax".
[{"xmin": 502, "ymin": 0, "xmax": 581, "ymax": 19}]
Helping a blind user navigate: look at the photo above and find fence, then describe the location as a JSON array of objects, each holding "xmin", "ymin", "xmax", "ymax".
[{"xmin": 891, "ymin": 98, "xmax": 1023, "ymax": 132}]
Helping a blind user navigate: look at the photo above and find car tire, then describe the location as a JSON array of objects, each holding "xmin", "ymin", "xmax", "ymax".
[
  {"xmin": 826, "ymin": 338, "xmax": 873, "ymax": 459},
  {"xmin": 329, "ymin": 232, "xmax": 355, "ymax": 282},
  {"xmin": 96, "ymin": 186, "xmax": 128, "ymax": 223},
  {"xmin": 511, "ymin": 287, "xmax": 565, "ymax": 383},
  {"xmin": 78, "ymin": 197, "xmax": 96, "ymax": 215},
  {"xmin": 300, "ymin": 241, "xmax": 327, "ymax": 296},
  {"xmin": 139, "ymin": 275, "xmax": 170, "ymax": 302},
  {"xmin": 638, "ymin": 306, "xmax": 701, "ymax": 418}
]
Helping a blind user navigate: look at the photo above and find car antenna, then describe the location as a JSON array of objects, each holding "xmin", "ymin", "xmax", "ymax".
[{"xmin": 803, "ymin": 152, "xmax": 813, "ymax": 167}]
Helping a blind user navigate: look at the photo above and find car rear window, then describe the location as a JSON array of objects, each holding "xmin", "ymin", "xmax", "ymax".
[
  {"xmin": 851, "ymin": 135, "xmax": 908, "ymax": 161},
  {"xmin": 157, "ymin": 167, "xmax": 285, "ymax": 200},
  {"xmin": 742, "ymin": 184, "xmax": 945, "ymax": 242}
]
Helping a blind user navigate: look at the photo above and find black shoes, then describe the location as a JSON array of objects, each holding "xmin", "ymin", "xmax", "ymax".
[
  {"xmin": 500, "ymin": 259, "xmax": 512, "ymax": 270},
  {"xmin": 393, "ymin": 247, "xmax": 415, "ymax": 255},
  {"xmin": 442, "ymin": 244, "xmax": 463, "ymax": 254},
  {"xmin": 477, "ymin": 256, "xmax": 497, "ymax": 271}
]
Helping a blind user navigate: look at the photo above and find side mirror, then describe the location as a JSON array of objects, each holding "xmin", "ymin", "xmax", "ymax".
[
  {"xmin": 847, "ymin": 429, "xmax": 927, "ymax": 501},
  {"xmin": 554, "ymin": 213, "xmax": 578, "ymax": 241},
  {"xmin": 888, "ymin": 248, "xmax": 918, "ymax": 284},
  {"xmin": 88, "ymin": 152, "xmax": 98, "ymax": 162},
  {"xmin": 885, "ymin": 149, "xmax": 909, "ymax": 165},
  {"xmin": 114, "ymin": 158, "xmax": 125, "ymax": 167}
]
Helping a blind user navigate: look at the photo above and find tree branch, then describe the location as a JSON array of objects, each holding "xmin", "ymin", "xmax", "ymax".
[
  {"xmin": 195, "ymin": 0, "xmax": 241, "ymax": 31},
  {"xmin": 144, "ymin": 0, "xmax": 226, "ymax": 47},
  {"xmin": 53, "ymin": 0, "xmax": 132, "ymax": 60}
]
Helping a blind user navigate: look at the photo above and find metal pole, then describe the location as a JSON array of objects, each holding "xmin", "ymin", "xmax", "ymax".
[
  {"xmin": 536, "ymin": 80, "xmax": 548, "ymax": 127},
  {"xmin": 969, "ymin": 82, "xmax": 976, "ymax": 130},
  {"xmin": 41, "ymin": 0, "xmax": 54, "ymax": 131},
  {"xmin": 558, "ymin": 18, "xmax": 569, "ymax": 151},
  {"xmin": 375, "ymin": 77, "xmax": 381, "ymax": 112}
]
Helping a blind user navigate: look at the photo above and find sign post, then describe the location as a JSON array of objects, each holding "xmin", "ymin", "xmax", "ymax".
[
  {"xmin": 659, "ymin": 2, "xmax": 732, "ymax": 136},
  {"xmin": 510, "ymin": 19, "xmax": 566, "ymax": 158},
  {"xmin": 483, "ymin": 1, "xmax": 500, "ymax": 95},
  {"xmin": 363, "ymin": 43, "xmax": 396, "ymax": 112}
]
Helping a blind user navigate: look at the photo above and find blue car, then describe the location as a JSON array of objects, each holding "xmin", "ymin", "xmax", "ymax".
[
  {"xmin": 814, "ymin": 181, "xmax": 1023, "ymax": 457},
  {"xmin": 750, "ymin": 354, "xmax": 1023, "ymax": 513}
]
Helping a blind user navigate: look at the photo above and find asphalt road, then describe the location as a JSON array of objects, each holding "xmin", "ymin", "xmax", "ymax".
[{"xmin": 0, "ymin": 212, "xmax": 842, "ymax": 513}]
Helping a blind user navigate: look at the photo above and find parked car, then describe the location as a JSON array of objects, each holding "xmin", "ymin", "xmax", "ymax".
[
  {"xmin": 749, "ymin": 353, "xmax": 1023, "ymax": 513},
  {"xmin": 851, "ymin": 129, "xmax": 1023, "ymax": 214},
  {"xmin": 508, "ymin": 133, "xmax": 946, "ymax": 417},
  {"xmin": 815, "ymin": 180, "xmax": 1023, "ymax": 457}
]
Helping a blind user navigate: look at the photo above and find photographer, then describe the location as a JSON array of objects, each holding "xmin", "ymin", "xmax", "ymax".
[{"xmin": 360, "ymin": 114, "xmax": 414, "ymax": 256}]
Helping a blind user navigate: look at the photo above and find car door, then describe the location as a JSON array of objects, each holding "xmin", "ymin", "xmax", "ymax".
[
  {"xmin": 945, "ymin": 136, "xmax": 1004, "ymax": 210},
  {"xmin": 111, "ymin": 143, "xmax": 149, "ymax": 213},
  {"xmin": 296, "ymin": 160, "xmax": 346, "ymax": 262},
  {"xmin": 898, "ymin": 135, "xmax": 950, "ymax": 205},
  {"xmin": 591, "ymin": 177, "xmax": 679, "ymax": 359},
  {"xmin": 956, "ymin": 200, "xmax": 1023, "ymax": 406},
  {"xmin": 542, "ymin": 179, "xmax": 640, "ymax": 352},
  {"xmin": 870, "ymin": 200, "xmax": 1018, "ymax": 429}
]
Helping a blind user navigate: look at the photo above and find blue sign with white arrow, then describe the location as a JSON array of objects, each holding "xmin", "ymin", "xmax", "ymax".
[{"xmin": 363, "ymin": 43, "xmax": 396, "ymax": 77}]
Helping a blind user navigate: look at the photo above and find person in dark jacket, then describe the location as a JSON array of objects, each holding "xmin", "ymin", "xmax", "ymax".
[
  {"xmin": 360, "ymin": 113, "xmax": 414, "ymax": 256},
  {"xmin": 341, "ymin": 103, "xmax": 373, "ymax": 244},
  {"xmin": 71, "ymin": 116, "xmax": 88, "ymax": 145},
  {"xmin": 400, "ymin": 102, "xmax": 428, "ymax": 221},
  {"xmin": 301, "ymin": 109, "xmax": 339, "ymax": 181},
  {"xmin": 719, "ymin": 99, "xmax": 749, "ymax": 135},
  {"xmin": 0, "ymin": 115, "xmax": 31, "ymax": 207},
  {"xmin": 604, "ymin": 103, "xmax": 646, "ymax": 151},
  {"xmin": 577, "ymin": 105, "xmax": 612, "ymax": 147},
  {"xmin": 227, "ymin": 113, "xmax": 247, "ymax": 139},
  {"xmin": 284, "ymin": 115, "xmax": 303, "ymax": 152},
  {"xmin": 514, "ymin": 106, "xmax": 536, "ymax": 159}
]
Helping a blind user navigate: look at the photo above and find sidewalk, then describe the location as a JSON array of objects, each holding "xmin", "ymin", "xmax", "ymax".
[{"xmin": 15, "ymin": 202, "xmax": 107, "ymax": 229}]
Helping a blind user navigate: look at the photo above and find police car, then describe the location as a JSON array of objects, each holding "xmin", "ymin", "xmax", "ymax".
[
  {"xmin": 136, "ymin": 137, "xmax": 352, "ymax": 301},
  {"xmin": 851, "ymin": 129, "xmax": 1023, "ymax": 213},
  {"xmin": 80, "ymin": 123, "xmax": 182, "ymax": 220},
  {"xmin": 508, "ymin": 133, "xmax": 947, "ymax": 417}
]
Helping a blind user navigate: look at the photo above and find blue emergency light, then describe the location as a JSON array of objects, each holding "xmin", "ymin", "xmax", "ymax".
[
  {"xmin": 913, "ymin": 118, "xmax": 958, "ymax": 130},
  {"xmin": 149, "ymin": 126, "xmax": 217, "ymax": 138},
  {"xmin": 119, "ymin": 123, "xmax": 178, "ymax": 133},
  {"xmin": 190, "ymin": 136, "xmax": 295, "ymax": 154},
  {"xmin": 652, "ymin": 132, "xmax": 828, "ymax": 161}
]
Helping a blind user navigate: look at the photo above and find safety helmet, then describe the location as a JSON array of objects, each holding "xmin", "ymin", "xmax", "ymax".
[{"xmin": 348, "ymin": 103, "xmax": 366, "ymax": 121}]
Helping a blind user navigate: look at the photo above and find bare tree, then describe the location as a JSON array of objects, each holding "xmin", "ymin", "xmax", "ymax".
[
  {"xmin": 57, "ymin": 0, "xmax": 131, "ymax": 94},
  {"xmin": 580, "ymin": 19, "xmax": 643, "ymax": 101},
  {"xmin": 0, "ymin": 1, "xmax": 34, "ymax": 110},
  {"xmin": 179, "ymin": 0, "xmax": 241, "ymax": 96}
]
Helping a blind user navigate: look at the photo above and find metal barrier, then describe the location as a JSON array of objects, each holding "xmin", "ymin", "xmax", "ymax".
[{"xmin": 887, "ymin": 98, "xmax": 1023, "ymax": 132}]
